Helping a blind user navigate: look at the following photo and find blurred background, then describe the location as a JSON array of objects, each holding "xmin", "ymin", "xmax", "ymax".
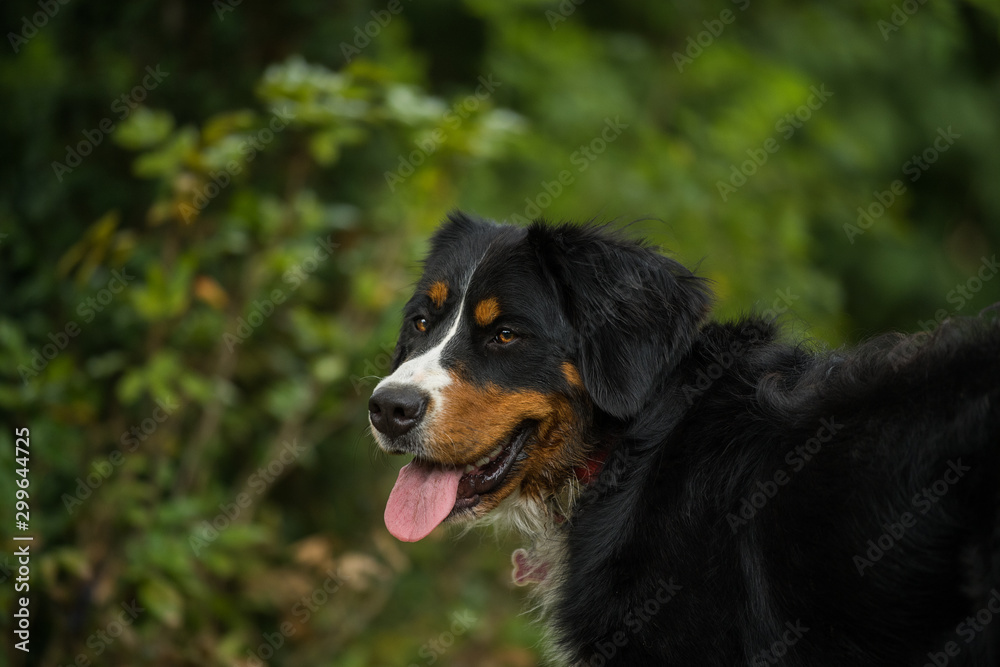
[{"xmin": 1, "ymin": 0, "xmax": 999, "ymax": 665}]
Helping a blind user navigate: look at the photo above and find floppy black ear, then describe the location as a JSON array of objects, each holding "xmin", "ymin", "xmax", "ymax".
[{"xmin": 528, "ymin": 222, "xmax": 712, "ymax": 419}]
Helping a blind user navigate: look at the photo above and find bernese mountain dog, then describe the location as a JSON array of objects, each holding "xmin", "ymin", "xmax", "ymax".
[{"xmin": 368, "ymin": 212, "xmax": 1000, "ymax": 666}]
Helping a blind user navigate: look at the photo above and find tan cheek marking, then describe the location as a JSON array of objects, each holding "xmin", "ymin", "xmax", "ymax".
[
  {"xmin": 427, "ymin": 281, "xmax": 449, "ymax": 309},
  {"xmin": 422, "ymin": 374, "xmax": 590, "ymax": 510},
  {"xmin": 424, "ymin": 380, "xmax": 550, "ymax": 463},
  {"xmin": 474, "ymin": 297, "xmax": 501, "ymax": 327},
  {"xmin": 517, "ymin": 393, "xmax": 589, "ymax": 503}
]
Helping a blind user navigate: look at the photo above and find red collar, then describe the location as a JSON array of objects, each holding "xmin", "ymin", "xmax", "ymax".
[{"xmin": 573, "ymin": 450, "xmax": 608, "ymax": 485}]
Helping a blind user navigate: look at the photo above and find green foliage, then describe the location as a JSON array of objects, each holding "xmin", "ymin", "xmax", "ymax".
[{"xmin": 0, "ymin": 1, "xmax": 998, "ymax": 665}]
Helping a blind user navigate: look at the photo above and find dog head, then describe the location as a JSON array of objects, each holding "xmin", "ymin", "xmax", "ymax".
[{"xmin": 369, "ymin": 212, "xmax": 711, "ymax": 541}]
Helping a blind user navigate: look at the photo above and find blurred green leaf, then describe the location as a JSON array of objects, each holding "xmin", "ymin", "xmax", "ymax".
[
  {"xmin": 139, "ymin": 578, "xmax": 185, "ymax": 629},
  {"xmin": 114, "ymin": 107, "xmax": 175, "ymax": 150}
]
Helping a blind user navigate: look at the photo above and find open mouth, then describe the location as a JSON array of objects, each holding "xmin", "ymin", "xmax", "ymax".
[
  {"xmin": 383, "ymin": 422, "xmax": 533, "ymax": 542},
  {"xmin": 451, "ymin": 421, "xmax": 533, "ymax": 515}
]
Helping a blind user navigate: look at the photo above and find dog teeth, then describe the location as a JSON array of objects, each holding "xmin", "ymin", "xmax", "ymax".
[{"xmin": 469, "ymin": 446, "xmax": 506, "ymax": 471}]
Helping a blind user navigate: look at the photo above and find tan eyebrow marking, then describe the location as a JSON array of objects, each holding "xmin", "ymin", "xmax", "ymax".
[
  {"xmin": 562, "ymin": 362, "xmax": 583, "ymax": 388},
  {"xmin": 427, "ymin": 281, "xmax": 449, "ymax": 309},
  {"xmin": 474, "ymin": 297, "xmax": 501, "ymax": 327}
]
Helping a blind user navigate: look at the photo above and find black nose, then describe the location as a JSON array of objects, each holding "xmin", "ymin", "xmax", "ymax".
[{"xmin": 369, "ymin": 386, "xmax": 429, "ymax": 439}]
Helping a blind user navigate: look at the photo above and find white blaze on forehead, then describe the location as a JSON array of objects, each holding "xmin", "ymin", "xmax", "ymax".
[
  {"xmin": 374, "ymin": 294, "xmax": 466, "ymax": 396},
  {"xmin": 374, "ymin": 244, "xmax": 495, "ymax": 419}
]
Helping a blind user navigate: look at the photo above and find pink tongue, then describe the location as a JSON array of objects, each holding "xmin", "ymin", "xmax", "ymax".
[{"xmin": 384, "ymin": 460, "xmax": 464, "ymax": 542}]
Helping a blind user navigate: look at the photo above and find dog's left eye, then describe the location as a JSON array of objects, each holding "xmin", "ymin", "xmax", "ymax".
[{"xmin": 493, "ymin": 329, "xmax": 517, "ymax": 345}]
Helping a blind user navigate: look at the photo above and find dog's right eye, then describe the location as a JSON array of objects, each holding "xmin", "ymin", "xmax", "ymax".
[
  {"xmin": 493, "ymin": 329, "xmax": 518, "ymax": 345},
  {"xmin": 413, "ymin": 317, "xmax": 428, "ymax": 333}
]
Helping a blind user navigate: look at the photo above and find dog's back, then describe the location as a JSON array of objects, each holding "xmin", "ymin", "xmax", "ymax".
[{"xmin": 553, "ymin": 315, "xmax": 1000, "ymax": 666}]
